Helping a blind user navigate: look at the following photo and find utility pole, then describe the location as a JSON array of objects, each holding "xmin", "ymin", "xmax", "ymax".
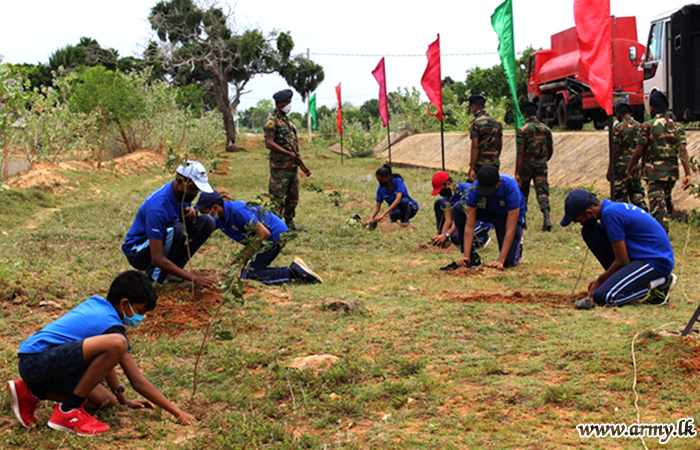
[{"xmin": 307, "ymin": 48, "xmax": 312, "ymax": 145}]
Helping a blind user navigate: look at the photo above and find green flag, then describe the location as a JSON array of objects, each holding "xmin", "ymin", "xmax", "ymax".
[
  {"xmin": 309, "ymin": 93, "xmax": 318, "ymax": 131},
  {"xmin": 491, "ymin": 0, "xmax": 524, "ymax": 129}
]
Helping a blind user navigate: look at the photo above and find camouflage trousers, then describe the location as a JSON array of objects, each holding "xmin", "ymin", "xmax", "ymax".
[
  {"xmin": 269, "ymin": 167, "xmax": 299, "ymax": 220},
  {"xmin": 518, "ymin": 163, "xmax": 549, "ymax": 212},
  {"xmin": 646, "ymin": 179, "xmax": 676, "ymax": 233},
  {"xmin": 612, "ymin": 169, "xmax": 647, "ymax": 210}
]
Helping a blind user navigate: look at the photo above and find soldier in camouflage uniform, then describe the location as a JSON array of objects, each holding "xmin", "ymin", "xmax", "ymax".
[
  {"xmin": 608, "ymin": 102, "xmax": 646, "ymax": 210},
  {"xmin": 627, "ymin": 91, "xmax": 692, "ymax": 232},
  {"xmin": 264, "ymin": 89, "xmax": 311, "ymax": 232},
  {"xmin": 515, "ymin": 101, "xmax": 554, "ymax": 231},
  {"xmin": 468, "ymin": 94, "xmax": 503, "ymax": 182}
]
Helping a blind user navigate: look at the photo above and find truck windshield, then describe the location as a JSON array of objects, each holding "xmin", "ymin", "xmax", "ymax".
[{"xmin": 646, "ymin": 21, "xmax": 664, "ymax": 62}]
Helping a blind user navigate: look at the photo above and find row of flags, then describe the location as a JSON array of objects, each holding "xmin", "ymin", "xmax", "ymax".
[{"xmin": 308, "ymin": 0, "xmax": 613, "ymax": 137}]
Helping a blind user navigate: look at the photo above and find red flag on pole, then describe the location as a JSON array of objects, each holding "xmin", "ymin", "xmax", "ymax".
[
  {"xmin": 372, "ymin": 58, "xmax": 389, "ymax": 127},
  {"xmin": 335, "ymin": 83, "xmax": 342, "ymax": 135},
  {"xmin": 421, "ymin": 34, "xmax": 443, "ymax": 122},
  {"xmin": 574, "ymin": 0, "xmax": 613, "ymax": 115}
]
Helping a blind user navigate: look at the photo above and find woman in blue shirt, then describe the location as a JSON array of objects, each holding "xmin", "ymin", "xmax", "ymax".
[{"xmin": 365, "ymin": 164, "xmax": 419, "ymax": 226}]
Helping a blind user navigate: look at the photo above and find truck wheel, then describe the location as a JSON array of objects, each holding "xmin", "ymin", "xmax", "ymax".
[
  {"xmin": 557, "ymin": 100, "xmax": 566, "ymax": 128},
  {"xmin": 557, "ymin": 100, "xmax": 583, "ymax": 130}
]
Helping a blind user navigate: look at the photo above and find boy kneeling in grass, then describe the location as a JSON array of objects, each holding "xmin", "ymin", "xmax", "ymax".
[
  {"xmin": 7, "ymin": 271, "xmax": 195, "ymax": 436},
  {"xmin": 196, "ymin": 190, "xmax": 322, "ymax": 284}
]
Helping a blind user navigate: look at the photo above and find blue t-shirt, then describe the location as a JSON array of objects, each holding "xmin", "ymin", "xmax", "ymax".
[
  {"xmin": 217, "ymin": 201, "xmax": 288, "ymax": 243},
  {"xmin": 375, "ymin": 177, "xmax": 419, "ymax": 210},
  {"xmin": 122, "ymin": 181, "xmax": 190, "ymax": 253},
  {"xmin": 444, "ymin": 182, "xmax": 475, "ymax": 207},
  {"xmin": 19, "ymin": 296, "xmax": 126, "ymax": 354},
  {"xmin": 465, "ymin": 174, "xmax": 526, "ymax": 222},
  {"xmin": 600, "ymin": 199, "xmax": 674, "ymax": 275}
]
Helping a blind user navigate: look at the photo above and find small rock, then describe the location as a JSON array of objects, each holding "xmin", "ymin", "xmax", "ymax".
[
  {"xmin": 288, "ymin": 354, "xmax": 340, "ymax": 373},
  {"xmin": 39, "ymin": 300, "xmax": 62, "ymax": 309},
  {"xmin": 326, "ymin": 300, "xmax": 363, "ymax": 314},
  {"xmin": 0, "ymin": 230, "xmax": 8, "ymax": 236},
  {"xmin": 329, "ymin": 393, "xmax": 341, "ymax": 401}
]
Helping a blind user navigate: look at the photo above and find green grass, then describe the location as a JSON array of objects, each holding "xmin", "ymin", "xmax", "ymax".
[{"xmin": 1, "ymin": 135, "xmax": 700, "ymax": 449}]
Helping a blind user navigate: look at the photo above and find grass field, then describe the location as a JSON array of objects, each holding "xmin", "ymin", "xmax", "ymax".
[{"xmin": 1, "ymin": 136, "xmax": 700, "ymax": 449}]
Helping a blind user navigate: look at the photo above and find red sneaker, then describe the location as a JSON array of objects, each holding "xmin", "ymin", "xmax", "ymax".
[
  {"xmin": 7, "ymin": 379, "xmax": 39, "ymax": 428},
  {"xmin": 47, "ymin": 403, "xmax": 110, "ymax": 436}
]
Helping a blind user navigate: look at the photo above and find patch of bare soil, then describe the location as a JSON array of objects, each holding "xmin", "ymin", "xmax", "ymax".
[
  {"xmin": 670, "ymin": 337, "xmax": 700, "ymax": 374},
  {"xmin": 6, "ymin": 162, "xmax": 72, "ymax": 192},
  {"xmin": 105, "ymin": 149, "xmax": 164, "ymax": 176},
  {"xmin": 344, "ymin": 200, "xmax": 373, "ymax": 211},
  {"xmin": 449, "ymin": 290, "xmax": 580, "ymax": 309}
]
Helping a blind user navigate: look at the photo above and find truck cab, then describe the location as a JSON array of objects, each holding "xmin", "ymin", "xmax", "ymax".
[{"xmin": 643, "ymin": 3, "xmax": 700, "ymax": 121}]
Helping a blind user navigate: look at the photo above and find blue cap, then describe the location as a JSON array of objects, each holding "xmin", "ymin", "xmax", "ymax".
[
  {"xmin": 560, "ymin": 189, "xmax": 597, "ymax": 227},
  {"xmin": 195, "ymin": 190, "xmax": 223, "ymax": 211}
]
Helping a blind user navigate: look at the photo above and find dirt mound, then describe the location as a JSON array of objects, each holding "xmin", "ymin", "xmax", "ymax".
[
  {"xmin": 452, "ymin": 290, "xmax": 578, "ymax": 309},
  {"xmin": 4, "ymin": 150, "xmax": 165, "ymax": 192},
  {"xmin": 105, "ymin": 150, "xmax": 164, "ymax": 176}
]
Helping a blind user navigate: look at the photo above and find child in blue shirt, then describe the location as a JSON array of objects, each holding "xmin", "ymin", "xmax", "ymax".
[
  {"xmin": 561, "ymin": 189, "xmax": 677, "ymax": 309},
  {"xmin": 196, "ymin": 191, "xmax": 322, "ymax": 284},
  {"xmin": 7, "ymin": 271, "xmax": 195, "ymax": 436},
  {"xmin": 365, "ymin": 164, "xmax": 419, "ymax": 226}
]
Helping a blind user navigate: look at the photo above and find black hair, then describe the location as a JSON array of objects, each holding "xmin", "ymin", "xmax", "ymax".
[
  {"xmin": 471, "ymin": 98, "xmax": 486, "ymax": 109},
  {"xmin": 107, "ymin": 271, "xmax": 157, "ymax": 312},
  {"xmin": 375, "ymin": 164, "xmax": 403, "ymax": 180}
]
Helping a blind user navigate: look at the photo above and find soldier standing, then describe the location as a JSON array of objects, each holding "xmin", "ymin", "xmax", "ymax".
[
  {"xmin": 608, "ymin": 102, "xmax": 646, "ymax": 209},
  {"xmin": 514, "ymin": 101, "xmax": 554, "ymax": 231},
  {"xmin": 468, "ymin": 94, "xmax": 503, "ymax": 182},
  {"xmin": 627, "ymin": 91, "xmax": 691, "ymax": 232},
  {"xmin": 264, "ymin": 89, "xmax": 311, "ymax": 232}
]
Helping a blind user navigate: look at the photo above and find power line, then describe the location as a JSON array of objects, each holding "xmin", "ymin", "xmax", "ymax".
[{"xmin": 311, "ymin": 51, "xmax": 502, "ymax": 57}]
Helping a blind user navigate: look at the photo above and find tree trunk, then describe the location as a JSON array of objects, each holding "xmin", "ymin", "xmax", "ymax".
[
  {"xmin": 211, "ymin": 72, "xmax": 237, "ymax": 152},
  {"xmin": 116, "ymin": 121, "xmax": 135, "ymax": 153},
  {"xmin": 2, "ymin": 135, "xmax": 8, "ymax": 180}
]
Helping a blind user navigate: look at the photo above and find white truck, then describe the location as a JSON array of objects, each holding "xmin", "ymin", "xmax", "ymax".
[{"xmin": 643, "ymin": 2, "xmax": 700, "ymax": 120}]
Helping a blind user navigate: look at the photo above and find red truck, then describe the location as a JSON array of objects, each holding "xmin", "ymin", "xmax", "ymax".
[{"xmin": 526, "ymin": 16, "xmax": 646, "ymax": 130}]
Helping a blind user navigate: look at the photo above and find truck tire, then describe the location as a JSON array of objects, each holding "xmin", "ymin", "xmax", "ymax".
[{"xmin": 557, "ymin": 100, "xmax": 583, "ymax": 130}]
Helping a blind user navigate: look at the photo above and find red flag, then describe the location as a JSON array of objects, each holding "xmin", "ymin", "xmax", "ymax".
[
  {"xmin": 574, "ymin": 0, "xmax": 613, "ymax": 115},
  {"xmin": 372, "ymin": 58, "xmax": 389, "ymax": 127},
  {"xmin": 335, "ymin": 83, "xmax": 342, "ymax": 135},
  {"xmin": 421, "ymin": 34, "xmax": 443, "ymax": 122}
]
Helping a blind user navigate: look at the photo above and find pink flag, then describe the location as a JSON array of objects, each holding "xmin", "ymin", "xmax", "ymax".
[
  {"xmin": 335, "ymin": 83, "xmax": 342, "ymax": 135},
  {"xmin": 372, "ymin": 58, "xmax": 389, "ymax": 127},
  {"xmin": 421, "ymin": 34, "xmax": 443, "ymax": 122},
  {"xmin": 574, "ymin": 0, "xmax": 613, "ymax": 115}
]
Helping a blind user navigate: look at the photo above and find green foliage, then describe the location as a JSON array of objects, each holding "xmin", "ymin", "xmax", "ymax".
[
  {"xmin": 344, "ymin": 118, "xmax": 383, "ymax": 158},
  {"xmin": 0, "ymin": 59, "xmax": 33, "ymax": 177},
  {"xmin": 239, "ymin": 99, "xmax": 273, "ymax": 131}
]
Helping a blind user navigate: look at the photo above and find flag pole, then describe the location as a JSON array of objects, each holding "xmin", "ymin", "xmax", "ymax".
[
  {"xmin": 340, "ymin": 133, "xmax": 344, "ymax": 165},
  {"xmin": 440, "ymin": 121, "xmax": 445, "ymax": 170},
  {"xmin": 387, "ymin": 125, "xmax": 392, "ymax": 166}
]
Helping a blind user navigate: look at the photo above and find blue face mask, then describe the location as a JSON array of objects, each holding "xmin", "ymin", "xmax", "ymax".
[{"xmin": 122, "ymin": 302, "xmax": 144, "ymax": 327}]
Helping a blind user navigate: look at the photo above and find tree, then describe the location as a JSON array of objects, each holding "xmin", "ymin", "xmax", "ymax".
[
  {"xmin": 149, "ymin": 0, "xmax": 322, "ymax": 150},
  {"xmin": 68, "ymin": 66, "xmax": 145, "ymax": 165},
  {"xmin": 239, "ymin": 99, "xmax": 273, "ymax": 131},
  {"xmin": 0, "ymin": 60, "xmax": 31, "ymax": 178},
  {"xmin": 49, "ymin": 37, "xmax": 119, "ymax": 74}
]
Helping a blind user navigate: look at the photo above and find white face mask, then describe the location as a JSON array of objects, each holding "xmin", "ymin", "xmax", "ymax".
[{"xmin": 281, "ymin": 103, "xmax": 292, "ymax": 115}]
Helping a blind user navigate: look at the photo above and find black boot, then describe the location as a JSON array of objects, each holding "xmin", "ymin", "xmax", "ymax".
[
  {"xmin": 542, "ymin": 208, "xmax": 552, "ymax": 232},
  {"xmin": 286, "ymin": 218, "xmax": 308, "ymax": 232}
]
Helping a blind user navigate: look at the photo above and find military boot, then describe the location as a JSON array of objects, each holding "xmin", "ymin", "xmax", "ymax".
[
  {"xmin": 286, "ymin": 218, "xmax": 308, "ymax": 232},
  {"xmin": 542, "ymin": 208, "xmax": 552, "ymax": 232}
]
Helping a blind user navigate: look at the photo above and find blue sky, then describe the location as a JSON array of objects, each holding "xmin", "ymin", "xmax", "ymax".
[{"xmin": 1, "ymin": 0, "xmax": 694, "ymax": 113}]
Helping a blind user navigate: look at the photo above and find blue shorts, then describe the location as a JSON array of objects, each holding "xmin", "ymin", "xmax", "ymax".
[{"xmin": 18, "ymin": 340, "xmax": 87, "ymax": 399}]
